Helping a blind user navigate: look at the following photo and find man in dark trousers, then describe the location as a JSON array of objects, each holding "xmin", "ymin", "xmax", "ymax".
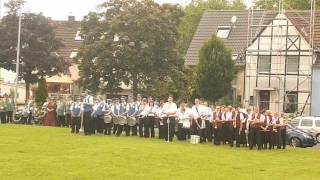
[
  {"xmin": 162, "ymin": 95, "xmax": 177, "ymax": 142},
  {"xmin": 82, "ymin": 90, "xmax": 94, "ymax": 135}
]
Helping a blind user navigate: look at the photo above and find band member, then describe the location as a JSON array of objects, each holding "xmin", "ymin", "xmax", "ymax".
[
  {"xmin": 275, "ymin": 113, "xmax": 287, "ymax": 149},
  {"xmin": 126, "ymin": 96, "xmax": 138, "ymax": 136},
  {"xmin": 263, "ymin": 110, "xmax": 274, "ymax": 149},
  {"xmin": 25, "ymin": 97, "xmax": 34, "ymax": 125},
  {"xmin": 191, "ymin": 98, "xmax": 202, "ymax": 136},
  {"xmin": 70, "ymin": 97, "xmax": 82, "ymax": 133},
  {"xmin": 239, "ymin": 109, "xmax": 248, "ymax": 147},
  {"xmin": 112, "ymin": 98, "xmax": 121, "ymax": 135},
  {"xmin": 82, "ymin": 90, "xmax": 94, "ymax": 135},
  {"xmin": 222, "ymin": 106, "xmax": 233, "ymax": 146},
  {"xmin": 212, "ymin": 106, "xmax": 222, "ymax": 145},
  {"xmin": 116, "ymin": 96, "xmax": 127, "ymax": 136},
  {"xmin": 203, "ymin": 101, "xmax": 212, "ymax": 143},
  {"xmin": 92, "ymin": 96, "xmax": 105, "ymax": 134},
  {"xmin": 0, "ymin": 96, "xmax": 7, "ymax": 123},
  {"xmin": 156, "ymin": 100, "xmax": 166, "ymax": 139},
  {"xmin": 176, "ymin": 101, "xmax": 192, "ymax": 141},
  {"xmin": 162, "ymin": 95, "xmax": 177, "ymax": 142},
  {"xmin": 249, "ymin": 108, "xmax": 263, "ymax": 150},
  {"xmin": 56, "ymin": 97, "xmax": 66, "ymax": 127},
  {"xmin": 144, "ymin": 98, "xmax": 157, "ymax": 138},
  {"xmin": 5, "ymin": 95, "xmax": 14, "ymax": 123},
  {"xmin": 65, "ymin": 97, "xmax": 72, "ymax": 127},
  {"xmin": 136, "ymin": 94, "xmax": 145, "ymax": 137},
  {"xmin": 233, "ymin": 107, "xmax": 244, "ymax": 147},
  {"xmin": 103, "ymin": 99, "xmax": 113, "ymax": 135}
]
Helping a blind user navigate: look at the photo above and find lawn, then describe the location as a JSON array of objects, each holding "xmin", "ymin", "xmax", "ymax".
[{"xmin": 0, "ymin": 125, "xmax": 319, "ymax": 180}]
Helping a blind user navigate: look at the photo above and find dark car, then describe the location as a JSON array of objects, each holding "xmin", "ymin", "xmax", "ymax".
[{"xmin": 286, "ymin": 123, "xmax": 317, "ymax": 148}]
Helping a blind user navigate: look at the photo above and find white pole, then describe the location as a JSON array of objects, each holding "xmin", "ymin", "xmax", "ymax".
[{"xmin": 14, "ymin": 8, "xmax": 22, "ymax": 116}]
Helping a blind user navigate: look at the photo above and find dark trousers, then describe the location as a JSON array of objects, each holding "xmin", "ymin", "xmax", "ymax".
[
  {"xmin": 71, "ymin": 116, "xmax": 81, "ymax": 133},
  {"xmin": 113, "ymin": 124, "xmax": 118, "ymax": 134},
  {"xmin": 234, "ymin": 127, "xmax": 240, "ymax": 147},
  {"xmin": 261, "ymin": 130, "xmax": 268, "ymax": 149},
  {"xmin": 277, "ymin": 128, "xmax": 286, "ymax": 149},
  {"xmin": 138, "ymin": 118, "xmax": 144, "ymax": 137},
  {"xmin": 190, "ymin": 121, "xmax": 199, "ymax": 135},
  {"xmin": 205, "ymin": 120, "xmax": 213, "ymax": 142},
  {"xmin": 222, "ymin": 123, "xmax": 233, "ymax": 146},
  {"xmin": 6, "ymin": 111, "xmax": 13, "ymax": 123},
  {"xmin": 104, "ymin": 123, "xmax": 113, "ymax": 135},
  {"xmin": 95, "ymin": 115, "xmax": 104, "ymax": 134},
  {"xmin": 125, "ymin": 124, "xmax": 137, "ymax": 136},
  {"xmin": 116, "ymin": 125, "xmax": 124, "ymax": 136},
  {"xmin": 163, "ymin": 117, "xmax": 175, "ymax": 142},
  {"xmin": 57, "ymin": 115, "xmax": 65, "ymax": 127},
  {"xmin": 158, "ymin": 123, "xmax": 164, "ymax": 139},
  {"xmin": 65, "ymin": 114, "xmax": 71, "ymax": 127},
  {"xmin": 0, "ymin": 112, "xmax": 6, "ymax": 123},
  {"xmin": 250, "ymin": 127, "xmax": 262, "ymax": 150},
  {"xmin": 178, "ymin": 123, "xmax": 190, "ymax": 141},
  {"xmin": 144, "ymin": 116, "xmax": 155, "ymax": 138},
  {"xmin": 27, "ymin": 113, "xmax": 32, "ymax": 125},
  {"xmin": 83, "ymin": 111, "xmax": 93, "ymax": 135},
  {"xmin": 268, "ymin": 130, "xmax": 276, "ymax": 149},
  {"xmin": 239, "ymin": 130, "xmax": 247, "ymax": 147},
  {"xmin": 213, "ymin": 127, "xmax": 222, "ymax": 145}
]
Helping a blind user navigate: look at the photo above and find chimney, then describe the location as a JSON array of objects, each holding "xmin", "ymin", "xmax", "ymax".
[{"xmin": 68, "ymin": 15, "xmax": 75, "ymax": 22}]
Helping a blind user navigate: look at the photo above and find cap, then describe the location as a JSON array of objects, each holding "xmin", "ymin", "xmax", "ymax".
[{"xmin": 121, "ymin": 96, "xmax": 127, "ymax": 100}]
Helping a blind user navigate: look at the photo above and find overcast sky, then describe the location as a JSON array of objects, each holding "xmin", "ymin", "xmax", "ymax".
[{"xmin": 0, "ymin": 0, "xmax": 253, "ymax": 20}]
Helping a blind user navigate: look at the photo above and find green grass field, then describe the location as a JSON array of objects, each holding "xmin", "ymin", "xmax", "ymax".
[{"xmin": 0, "ymin": 125, "xmax": 319, "ymax": 180}]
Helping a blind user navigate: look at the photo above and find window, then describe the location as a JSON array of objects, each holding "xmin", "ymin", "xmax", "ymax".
[
  {"xmin": 249, "ymin": 96, "xmax": 254, "ymax": 106},
  {"xmin": 216, "ymin": 26, "xmax": 231, "ymax": 39},
  {"xmin": 291, "ymin": 118, "xmax": 300, "ymax": 126},
  {"xmin": 315, "ymin": 120, "xmax": 320, "ymax": 127},
  {"xmin": 75, "ymin": 30, "xmax": 83, "ymax": 41},
  {"xmin": 258, "ymin": 55, "xmax": 271, "ymax": 73},
  {"xmin": 286, "ymin": 56, "xmax": 299, "ymax": 74},
  {"xmin": 284, "ymin": 91, "xmax": 298, "ymax": 113},
  {"xmin": 300, "ymin": 119, "xmax": 313, "ymax": 127},
  {"xmin": 232, "ymin": 54, "xmax": 238, "ymax": 61},
  {"xmin": 69, "ymin": 51, "xmax": 78, "ymax": 59}
]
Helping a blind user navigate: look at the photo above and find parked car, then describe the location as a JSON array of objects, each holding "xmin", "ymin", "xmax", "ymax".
[
  {"xmin": 286, "ymin": 123, "xmax": 317, "ymax": 148},
  {"xmin": 290, "ymin": 116, "xmax": 320, "ymax": 143}
]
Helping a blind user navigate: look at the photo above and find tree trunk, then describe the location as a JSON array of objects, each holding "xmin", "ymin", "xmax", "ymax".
[
  {"xmin": 25, "ymin": 81, "xmax": 30, "ymax": 102},
  {"xmin": 132, "ymin": 78, "xmax": 138, "ymax": 100}
]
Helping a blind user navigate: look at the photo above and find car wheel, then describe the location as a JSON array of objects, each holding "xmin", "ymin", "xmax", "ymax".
[
  {"xmin": 290, "ymin": 137, "xmax": 301, "ymax": 148},
  {"xmin": 316, "ymin": 134, "xmax": 320, "ymax": 143}
]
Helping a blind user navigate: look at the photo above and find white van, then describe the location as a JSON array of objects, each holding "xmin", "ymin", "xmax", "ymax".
[{"xmin": 290, "ymin": 117, "xmax": 320, "ymax": 143}]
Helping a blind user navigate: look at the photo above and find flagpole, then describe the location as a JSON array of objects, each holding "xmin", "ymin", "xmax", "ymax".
[{"xmin": 14, "ymin": 7, "xmax": 22, "ymax": 118}]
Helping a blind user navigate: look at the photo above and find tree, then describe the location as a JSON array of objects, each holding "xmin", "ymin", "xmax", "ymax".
[
  {"xmin": 178, "ymin": 0, "xmax": 246, "ymax": 55},
  {"xmin": 34, "ymin": 78, "xmax": 48, "ymax": 106},
  {"xmin": 255, "ymin": 0, "xmax": 320, "ymax": 10},
  {"xmin": 77, "ymin": 0, "xmax": 184, "ymax": 98},
  {"xmin": 0, "ymin": 0, "xmax": 68, "ymax": 100},
  {"xmin": 193, "ymin": 34, "xmax": 235, "ymax": 102}
]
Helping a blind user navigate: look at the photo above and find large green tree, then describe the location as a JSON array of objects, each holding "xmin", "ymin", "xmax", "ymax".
[
  {"xmin": 193, "ymin": 34, "xmax": 235, "ymax": 102},
  {"xmin": 255, "ymin": 0, "xmax": 320, "ymax": 10},
  {"xmin": 178, "ymin": 0, "xmax": 246, "ymax": 55},
  {"xmin": 77, "ymin": 0, "xmax": 184, "ymax": 98},
  {"xmin": 0, "ymin": 0, "xmax": 68, "ymax": 99}
]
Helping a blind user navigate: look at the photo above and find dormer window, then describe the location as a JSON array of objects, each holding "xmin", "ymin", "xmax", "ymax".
[
  {"xmin": 216, "ymin": 26, "xmax": 231, "ymax": 39},
  {"xmin": 75, "ymin": 30, "xmax": 83, "ymax": 41}
]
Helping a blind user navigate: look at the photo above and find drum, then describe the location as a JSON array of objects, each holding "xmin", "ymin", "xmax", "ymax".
[
  {"xmin": 119, "ymin": 116, "xmax": 127, "ymax": 125},
  {"xmin": 104, "ymin": 115, "xmax": 112, "ymax": 124},
  {"xmin": 190, "ymin": 135, "xmax": 200, "ymax": 144},
  {"xmin": 113, "ymin": 117, "xmax": 120, "ymax": 125},
  {"xmin": 127, "ymin": 117, "xmax": 137, "ymax": 127}
]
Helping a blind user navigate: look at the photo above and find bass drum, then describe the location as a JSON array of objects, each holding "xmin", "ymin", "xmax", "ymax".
[
  {"xmin": 127, "ymin": 117, "xmax": 137, "ymax": 127},
  {"xmin": 119, "ymin": 116, "xmax": 127, "ymax": 125},
  {"xmin": 104, "ymin": 115, "xmax": 112, "ymax": 124}
]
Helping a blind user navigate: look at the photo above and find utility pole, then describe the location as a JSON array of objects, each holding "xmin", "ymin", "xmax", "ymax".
[{"xmin": 14, "ymin": 7, "xmax": 22, "ymax": 114}]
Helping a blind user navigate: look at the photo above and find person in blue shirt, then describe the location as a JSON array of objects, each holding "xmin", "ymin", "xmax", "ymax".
[
  {"xmin": 70, "ymin": 97, "xmax": 82, "ymax": 134},
  {"xmin": 92, "ymin": 96, "xmax": 105, "ymax": 134},
  {"xmin": 82, "ymin": 89, "xmax": 94, "ymax": 135}
]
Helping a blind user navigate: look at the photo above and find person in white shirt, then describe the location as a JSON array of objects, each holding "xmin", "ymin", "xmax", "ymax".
[
  {"xmin": 137, "ymin": 98, "xmax": 148, "ymax": 137},
  {"xmin": 191, "ymin": 98, "xmax": 202, "ymax": 136},
  {"xmin": 162, "ymin": 95, "xmax": 177, "ymax": 142},
  {"xmin": 176, "ymin": 101, "xmax": 193, "ymax": 141},
  {"xmin": 70, "ymin": 97, "xmax": 82, "ymax": 134},
  {"xmin": 144, "ymin": 98, "xmax": 157, "ymax": 138},
  {"xmin": 156, "ymin": 100, "xmax": 166, "ymax": 139}
]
